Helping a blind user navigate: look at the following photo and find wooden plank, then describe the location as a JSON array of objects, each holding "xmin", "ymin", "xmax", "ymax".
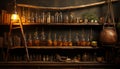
[
  {"xmin": 17, "ymin": 0, "xmax": 118, "ymax": 10},
  {"xmin": 10, "ymin": 46, "xmax": 98, "ymax": 49}
]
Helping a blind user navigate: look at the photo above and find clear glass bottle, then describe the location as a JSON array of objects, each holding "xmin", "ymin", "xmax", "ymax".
[
  {"xmin": 21, "ymin": 7, "xmax": 26, "ymax": 23},
  {"xmin": 26, "ymin": 8, "xmax": 31, "ymax": 23},
  {"xmin": 69, "ymin": 12, "xmax": 74, "ymax": 23},
  {"xmin": 30, "ymin": 11, "xmax": 35, "ymax": 23},
  {"xmin": 35, "ymin": 10, "xmax": 39, "ymax": 23},
  {"xmin": 59, "ymin": 12, "xmax": 63, "ymax": 23},
  {"xmin": 55, "ymin": 12, "xmax": 59, "ymax": 23},
  {"xmin": 64, "ymin": 15, "xmax": 69, "ymax": 23},
  {"xmin": 47, "ymin": 12, "xmax": 51, "ymax": 23},
  {"xmin": 41, "ymin": 12, "xmax": 46, "ymax": 23}
]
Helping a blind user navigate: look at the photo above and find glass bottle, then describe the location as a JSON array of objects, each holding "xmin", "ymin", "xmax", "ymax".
[
  {"xmin": 40, "ymin": 28, "xmax": 46, "ymax": 46},
  {"xmin": 41, "ymin": 12, "xmax": 46, "ymax": 23},
  {"xmin": 79, "ymin": 17, "xmax": 83, "ymax": 23},
  {"xmin": 51, "ymin": 16, "xmax": 54, "ymax": 23},
  {"xmin": 68, "ymin": 30, "xmax": 72, "ymax": 46},
  {"xmin": 47, "ymin": 12, "xmax": 51, "ymax": 23},
  {"xmin": 59, "ymin": 12, "xmax": 63, "ymax": 23},
  {"xmin": 64, "ymin": 15, "xmax": 69, "ymax": 23},
  {"xmin": 38, "ymin": 13, "xmax": 41, "ymax": 23},
  {"xmin": 53, "ymin": 33, "xmax": 57, "ymax": 46},
  {"xmin": 47, "ymin": 32, "xmax": 52, "ymax": 46},
  {"xmin": 27, "ymin": 33, "xmax": 32, "ymax": 46},
  {"xmin": 69, "ymin": 12, "xmax": 74, "ymax": 23},
  {"xmin": 55, "ymin": 12, "xmax": 59, "ymax": 23},
  {"xmin": 33, "ymin": 28, "xmax": 40, "ymax": 46},
  {"xmin": 62, "ymin": 34, "xmax": 68, "ymax": 46},
  {"xmin": 75, "ymin": 33, "xmax": 79, "ymax": 46},
  {"xmin": 21, "ymin": 7, "xmax": 26, "ymax": 23},
  {"xmin": 30, "ymin": 11, "xmax": 35, "ymax": 23},
  {"xmin": 82, "ymin": 52, "xmax": 89, "ymax": 61},
  {"xmin": 86, "ymin": 34, "xmax": 90, "ymax": 46},
  {"xmin": 35, "ymin": 10, "xmax": 39, "ymax": 23},
  {"xmin": 26, "ymin": 8, "xmax": 31, "ymax": 23},
  {"xmin": 81, "ymin": 28, "xmax": 86, "ymax": 46},
  {"xmin": 57, "ymin": 35, "xmax": 62, "ymax": 46}
]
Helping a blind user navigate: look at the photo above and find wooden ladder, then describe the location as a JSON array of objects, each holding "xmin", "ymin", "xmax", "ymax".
[{"xmin": 6, "ymin": 14, "xmax": 30, "ymax": 61}]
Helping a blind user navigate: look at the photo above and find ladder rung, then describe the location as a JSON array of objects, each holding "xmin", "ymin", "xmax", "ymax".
[{"xmin": 12, "ymin": 27, "xmax": 21, "ymax": 29}]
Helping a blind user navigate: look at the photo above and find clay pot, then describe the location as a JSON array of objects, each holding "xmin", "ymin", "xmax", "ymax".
[{"xmin": 100, "ymin": 27, "xmax": 117, "ymax": 45}]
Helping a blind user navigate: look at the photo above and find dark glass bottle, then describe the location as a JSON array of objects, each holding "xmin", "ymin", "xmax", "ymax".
[
  {"xmin": 74, "ymin": 33, "xmax": 79, "ymax": 46},
  {"xmin": 53, "ymin": 33, "xmax": 57, "ymax": 46},
  {"xmin": 33, "ymin": 29, "xmax": 40, "ymax": 46},
  {"xmin": 47, "ymin": 32, "xmax": 52, "ymax": 46},
  {"xmin": 40, "ymin": 28, "xmax": 46, "ymax": 46},
  {"xmin": 27, "ymin": 33, "xmax": 32, "ymax": 46},
  {"xmin": 57, "ymin": 35, "xmax": 62, "ymax": 46},
  {"xmin": 68, "ymin": 30, "xmax": 72, "ymax": 46}
]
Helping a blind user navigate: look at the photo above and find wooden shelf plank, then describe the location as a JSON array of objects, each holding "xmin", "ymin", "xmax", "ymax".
[
  {"xmin": 11, "ymin": 23, "xmax": 101, "ymax": 26},
  {"xmin": 10, "ymin": 46, "xmax": 98, "ymax": 49}
]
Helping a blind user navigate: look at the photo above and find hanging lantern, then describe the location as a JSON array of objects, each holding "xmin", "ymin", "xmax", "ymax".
[{"xmin": 100, "ymin": 0, "xmax": 117, "ymax": 45}]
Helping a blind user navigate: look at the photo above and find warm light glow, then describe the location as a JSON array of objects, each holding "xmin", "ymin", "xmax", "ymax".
[
  {"xmin": 11, "ymin": 13, "xmax": 19, "ymax": 20},
  {"xmin": 11, "ymin": 13, "xmax": 19, "ymax": 23}
]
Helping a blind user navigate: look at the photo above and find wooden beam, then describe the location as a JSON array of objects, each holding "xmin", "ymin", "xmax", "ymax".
[{"xmin": 17, "ymin": 0, "xmax": 118, "ymax": 10}]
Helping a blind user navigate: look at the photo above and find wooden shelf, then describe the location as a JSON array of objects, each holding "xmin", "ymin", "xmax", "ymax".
[
  {"xmin": 0, "ymin": 61, "xmax": 116, "ymax": 67},
  {"xmin": 10, "ymin": 46, "xmax": 98, "ymax": 49},
  {"xmin": 13, "ymin": 23, "xmax": 101, "ymax": 26}
]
